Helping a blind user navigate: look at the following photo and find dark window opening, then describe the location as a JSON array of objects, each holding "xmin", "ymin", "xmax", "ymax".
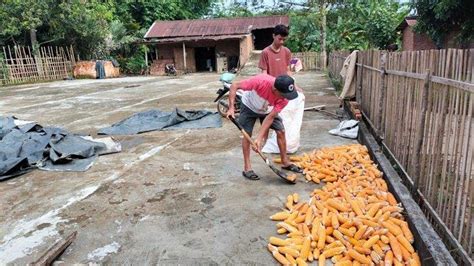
[
  {"xmin": 195, "ymin": 47, "xmax": 216, "ymax": 72},
  {"xmin": 252, "ymin": 28, "xmax": 274, "ymax": 50}
]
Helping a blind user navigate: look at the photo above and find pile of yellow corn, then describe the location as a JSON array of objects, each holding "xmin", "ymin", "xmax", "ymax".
[{"xmin": 269, "ymin": 144, "xmax": 421, "ymax": 265}]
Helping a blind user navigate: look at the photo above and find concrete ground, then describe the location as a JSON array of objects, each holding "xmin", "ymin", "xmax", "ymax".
[{"xmin": 0, "ymin": 72, "xmax": 355, "ymax": 264}]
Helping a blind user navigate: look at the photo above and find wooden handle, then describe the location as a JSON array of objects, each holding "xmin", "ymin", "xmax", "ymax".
[{"xmin": 229, "ymin": 117, "xmax": 267, "ymax": 161}]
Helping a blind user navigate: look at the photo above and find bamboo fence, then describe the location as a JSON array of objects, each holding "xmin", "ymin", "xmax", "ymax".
[
  {"xmin": 293, "ymin": 51, "xmax": 324, "ymax": 71},
  {"xmin": 329, "ymin": 49, "xmax": 474, "ymax": 265},
  {"xmin": 0, "ymin": 45, "xmax": 76, "ymax": 85}
]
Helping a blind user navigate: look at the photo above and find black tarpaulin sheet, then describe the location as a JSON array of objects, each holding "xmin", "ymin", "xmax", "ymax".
[
  {"xmin": 97, "ymin": 108, "xmax": 222, "ymax": 135},
  {"xmin": 0, "ymin": 116, "xmax": 119, "ymax": 180}
]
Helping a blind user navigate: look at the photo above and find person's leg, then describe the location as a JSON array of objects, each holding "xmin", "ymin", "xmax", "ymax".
[
  {"xmin": 242, "ymin": 137, "xmax": 252, "ymax": 172},
  {"xmin": 239, "ymin": 105, "xmax": 259, "ymax": 179},
  {"xmin": 271, "ymin": 115, "xmax": 303, "ymax": 173},
  {"xmin": 276, "ymin": 129, "xmax": 290, "ymax": 166}
]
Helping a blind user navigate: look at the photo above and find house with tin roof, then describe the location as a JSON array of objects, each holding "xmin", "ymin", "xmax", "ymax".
[{"xmin": 142, "ymin": 15, "xmax": 289, "ymax": 75}]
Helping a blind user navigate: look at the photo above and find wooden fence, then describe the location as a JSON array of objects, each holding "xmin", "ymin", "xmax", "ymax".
[
  {"xmin": 0, "ymin": 45, "xmax": 76, "ymax": 85},
  {"xmin": 329, "ymin": 49, "xmax": 474, "ymax": 264},
  {"xmin": 293, "ymin": 52, "xmax": 324, "ymax": 71},
  {"xmin": 328, "ymin": 51, "xmax": 350, "ymax": 83}
]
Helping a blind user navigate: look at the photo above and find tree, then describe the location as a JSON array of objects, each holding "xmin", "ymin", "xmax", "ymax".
[
  {"xmin": 414, "ymin": 0, "xmax": 474, "ymax": 48},
  {"xmin": 0, "ymin": 0, "xmax": 51, "ymax": 54}
]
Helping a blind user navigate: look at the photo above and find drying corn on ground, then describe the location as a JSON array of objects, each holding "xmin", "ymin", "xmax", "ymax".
[{"xmin": 269, "ymin": 144, "xmax": 421, "ymax": 266}]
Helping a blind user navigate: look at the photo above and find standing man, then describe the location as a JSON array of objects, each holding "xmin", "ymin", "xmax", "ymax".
[
  {"xmin": 259, "ymin": 24, "xmax": 292, "ymax": 77},
  {"xmin": 259, "ymin": 24, "xmax": 305, "ymax": 154}
]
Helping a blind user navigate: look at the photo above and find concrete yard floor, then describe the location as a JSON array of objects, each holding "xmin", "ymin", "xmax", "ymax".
[{"xmin": 0, "ymin": 72, "xmax": 356, "ymax": 264}]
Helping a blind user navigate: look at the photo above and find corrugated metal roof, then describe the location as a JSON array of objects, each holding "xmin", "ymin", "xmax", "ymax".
[
  {"xmin": 141, "ymin": 34, "xmax": 249, "ymax": 44},
  {"xmin": 144, "ymin": 15, "xmax": 289, "ymax": 39},
  {"xmin": 397, "ymin": 17, "xmax": 417, "ymax": 30}
]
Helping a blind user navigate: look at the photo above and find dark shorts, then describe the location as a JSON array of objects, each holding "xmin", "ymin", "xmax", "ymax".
[{"xmin": 238, "ymin": 104, "xmax": 284, "ymax": 136}]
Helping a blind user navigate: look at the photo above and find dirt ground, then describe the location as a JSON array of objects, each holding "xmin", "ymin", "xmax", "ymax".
[{"xmin": 0, "ymin": 72, "xmax": 356, "ymax": 264}]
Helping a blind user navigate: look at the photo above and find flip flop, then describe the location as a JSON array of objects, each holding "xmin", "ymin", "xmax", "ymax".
[
  {"xmin": 242, "ymin": 170, "xmax": 260, "ymax": 180},
  {"xmin": 282, "ymin": 164, "xmax": 304, "ymax": 173}
]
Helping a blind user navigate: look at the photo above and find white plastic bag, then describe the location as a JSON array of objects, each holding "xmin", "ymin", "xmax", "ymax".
[
  {"xmin": 262, "ymin": 92, "xmax": 305, "ymax": 154},
  {"xmin": 328, "ymin": 120, "xmax": 359, "ymax": 139}
]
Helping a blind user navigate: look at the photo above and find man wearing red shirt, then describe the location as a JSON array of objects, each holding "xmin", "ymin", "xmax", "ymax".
[
  {"xmin": 226, "ymin": 74, "xmax": 303, "ymax": 181},
  {"xmin": 259, "ymin": 24, "xmax": 292, "ymax": 77}
]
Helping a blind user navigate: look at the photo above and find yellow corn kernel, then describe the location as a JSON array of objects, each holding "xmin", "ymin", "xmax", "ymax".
[
  {"xmin": 322, "ymin": 246, "xmax": 345, "ymax": 258},
  {"xmin": 338, "ymin": 227, "xmax": 355, "ymax": 238},
  {"xmin": 354, "ymin": 245, "xmax": 371, "ymax": 255},
  {"xmin": 278, "ymin": 222, "xmax": 298, "ymax": 233},
  {"xmin": 318, "ymin": 254, "xmax": 326, "ymax": 266},
  {"xmin": 317, "ymin": 224, "xmax": 326, "ymax": 249},
  {"xmin": 268, "ymin": 244, "xmax": 290, "ymax": 265},
  {"xmin": 271, "ymin": 211, "xmax": 291, "ymax": 221},
  {"xmin": 286, "ymin": 195, "xmax": 294, "ymax": 210},
  {"xmin": 325, "ymin": 226, "xmax": 334, "ymax": 235},
  {"xmin": 400, "ymin": 222, "xmax": 414, "ymax": 244},
  {"xmin": 269, "ymin": 237, "xmax": 288, "ymax": 246},
  {"xmin": 362, "ymin": 235, "xmax": 380, "ymax": 249},
  {"xmin": 334, "ymin": 260, "xmax": 352, "ymax": 266},
  {"xmin": 347, "ymin": 249, "xmax": 371, "ymax": 264},
  {"xmin": 304, "ymin": 207, "xmax": 313, "ymax": 226},
  {"xmin": 278, "ymin": 246, "xmax": 300, "ymax": 258},
  {"xmin": 327, "ymin": 199, "xmax": 350, "ymax": 212},
  {"xmin": 409, "ymin": 252, "xmax": 421, "ymax": 266},
  {"xmin": 388, "ymin": 233, "xmax": 403, "ymax": 262},
  {"xmin": 367, "ymin": 203, "xmax": 381, "ymax": 217},
  {"xmin": 285, "ymin": 253, "xmax": 297, "ymax": 265},
  {"xmin": 384, "ymin": 250, "xmax": 393, "ymax": 266},
  {"xmin": 382, "ymin": 221, "xmax": 403, "ymax": 236},
  {"xmin": 313, "ymin": 248, "xmax": 321, "ymax": 258},
  {"xmin": 296, "ymin": 257, "xmax": 308, "ymax": 266},
  {"xmin": 300, "ymin": 237, "xmax": 311, "ymax": 261},
  {"xmin": 354, "ymin": 225, "xmax": 367, "ymax": 240},
  {"xmin": 332, "ymin": 213, "xmax": 340, "ymax": 229},
  {"xmin": 293, "ymin": 193, "xmax": 300, "ymax": 203},
  {"xmin": 396, "ymin": 234, "xmax": 414, "ymax": 253}
]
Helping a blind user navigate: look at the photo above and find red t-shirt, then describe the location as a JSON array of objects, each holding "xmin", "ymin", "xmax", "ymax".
[
  {"xmin": 239, "ymin": 74, "xmax": 288, "ymax": 114},
  {"xmin": 258, "ymin": 46, "xmax": 292, "ymax": 77}
]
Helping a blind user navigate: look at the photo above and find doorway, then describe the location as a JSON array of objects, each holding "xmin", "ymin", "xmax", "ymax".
[{"xmin": 195, "ymin": 47, "xmax": 216, "ymax": 72}]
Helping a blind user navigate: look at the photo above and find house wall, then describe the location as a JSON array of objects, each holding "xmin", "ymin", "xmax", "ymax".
[
  {"xmin": 152, "ymin": 39, "xmax": 243, "ymax": 74},
  {"xmin": 402, "ymin": 26, "xmax": 437, "ymax": 51},
  {"xmin": 239, "ymin": 34, "xmax": 254, "ymax": 68}
]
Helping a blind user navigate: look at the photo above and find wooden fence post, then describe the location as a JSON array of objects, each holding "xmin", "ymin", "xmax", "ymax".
[
  {"xmin": 378, "ymin": 52, "xmax": 387, "ymax": 138},
  {"xmin": 412, "ymin": 69, "xmax": 431, "ymax": 194}
]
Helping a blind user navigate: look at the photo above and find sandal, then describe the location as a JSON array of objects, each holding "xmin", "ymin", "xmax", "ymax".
[
  {"xmin": 242, "ymin": 170, "xmax": 260, "ymax": 180},
  {"xmin": 282, "ymin": 164, "xmax": 304, "ymax": 173}
]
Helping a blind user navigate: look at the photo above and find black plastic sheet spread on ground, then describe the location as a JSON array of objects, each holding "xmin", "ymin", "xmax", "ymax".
[
  {"xmin": 98, "ymin": 108, "xmax": 222, "ymax": 135},
  {"xmin": 0, "ymin": 116, "xmax": 120, "ymax": 180}
]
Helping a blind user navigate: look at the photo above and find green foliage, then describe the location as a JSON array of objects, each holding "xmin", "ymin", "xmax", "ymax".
[
  {"xmin": 0, "ymin": 0, "xmax": 214, "ymax": 60},
  {"xmin": 284, "ymin": 1, "xmax": 407, "ymax": 53},
  {"xmin": 211, "ymin": 2, "xmax": 255, "ymax": 18},
  {"xmin": 286, "ymin": 12, "xmax": 321, "ymax": 52},
  {"xmin": 414, "ymin": 0, "xmax": 474, "ymax": 47},
  {"xmin": 119, "ymin": 46, "xmax": 147, "ymax": 75}
]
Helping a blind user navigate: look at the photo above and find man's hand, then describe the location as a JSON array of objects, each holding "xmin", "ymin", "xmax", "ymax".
[
  {"xmin": 226, "ymin": 107, "xmax": 235, "ymax": 119},
  {"xmin": 253, "ymin": 137, "xmax": 264, "ymax": 153}
]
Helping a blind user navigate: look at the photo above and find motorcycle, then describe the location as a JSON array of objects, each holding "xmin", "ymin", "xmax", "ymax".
[
  {"xmin": 165, "ymin": 63, "xmax": 177, "ymax": 76},
  {"xmin": 214, "ymin": 72, "xmax": 242, "ymax": 117}
]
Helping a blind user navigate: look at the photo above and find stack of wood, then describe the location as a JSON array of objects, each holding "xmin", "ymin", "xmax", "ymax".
[
  {"xmin": 349, "ymin": 101, "xmax": 362, "ymax": 120},
  {"xmin": 150, "ymin": 59, "xmax": 174, "ymax": 76}
]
